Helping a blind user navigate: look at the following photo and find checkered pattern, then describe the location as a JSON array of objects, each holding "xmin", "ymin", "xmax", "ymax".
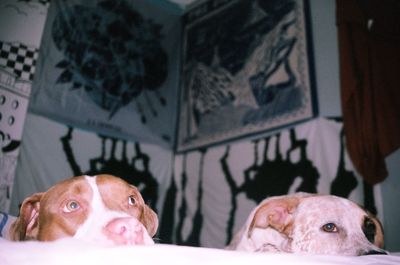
[
  {"xmin": 20, "ymin": 0, "xmax": 51, "ymax": 7},
  {"xmin": 0, "ymin": 41, "xmax": 39, "ymax": 81}
]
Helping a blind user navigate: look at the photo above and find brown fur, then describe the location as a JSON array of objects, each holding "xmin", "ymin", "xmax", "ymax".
[
  {"xmin": 9, "ymin": 174, "xmax": 158, "ymax": 242},
  {"xmin": 96, "ymin": 174, "xmax": 158, "ymax": 237}
]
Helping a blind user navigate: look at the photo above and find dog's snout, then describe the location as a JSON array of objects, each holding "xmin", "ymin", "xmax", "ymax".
[
  {"xmin": 363, "ymin": 250, "xmax": 388, "ymax": 255},
  {"xmin": 103, "ymin": 217, "xmax": 146, "ymax": 245}
]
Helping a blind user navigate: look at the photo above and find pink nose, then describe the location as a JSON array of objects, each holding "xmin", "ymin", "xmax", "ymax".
[{"xmin": 103, "ymin": 217, "xmax": 146, "ymax": 245}]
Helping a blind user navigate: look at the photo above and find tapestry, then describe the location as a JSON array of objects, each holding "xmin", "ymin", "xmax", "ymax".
[
  {"xmin": 29, "ymin": 0, "xmax": 182, "ymax": 149},
  {"xmin": 0, "ymin": 0, "xmax": 49, "ymax": 212},
  {"xmin": 10, "ymin": 113, "xmax": 173, "ymax": 216},
  {"xmin": 10, "ymin": 116, "xmax": 380, "ymax": 248},
  {"xmin": 176, "ymin": 0, "xmax": 317, "ymax": 152},
  {"xmin": 162, "ymin": 117, "xmax": 380, "ymax": 248}
]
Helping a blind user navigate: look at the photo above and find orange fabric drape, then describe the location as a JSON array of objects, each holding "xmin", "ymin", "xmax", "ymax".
[{"xmin": 336, "ymin": 0, "xmax": 400, "ymax": 185}]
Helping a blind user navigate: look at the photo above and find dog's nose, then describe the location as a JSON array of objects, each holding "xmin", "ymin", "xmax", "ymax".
[
  {"xmin": 103, "ymin": 217, "xmax": 147, "ymax": 245},
  {"xmin": 364, "ymin": 250, "xmax": 388, "ymax": 255}
]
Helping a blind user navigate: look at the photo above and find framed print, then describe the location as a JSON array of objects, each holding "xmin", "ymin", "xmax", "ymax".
[{"xmin": 176, "ymin": 0, "xmax": 317, "ymax": 152}]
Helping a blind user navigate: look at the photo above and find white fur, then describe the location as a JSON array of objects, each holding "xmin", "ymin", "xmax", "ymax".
[
  {"xmin": 72, "ymin": 176, "xmax": 154, "ymax": 245},
  {"xmin": 227, "ymin": 193, "xmax": 386, "ymax": 256}
]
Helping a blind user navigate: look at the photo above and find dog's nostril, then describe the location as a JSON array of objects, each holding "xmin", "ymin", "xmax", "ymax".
[
  {"xmin": 103, "ymin": 217, "xmax": 147, "ymax": 246},
  {"xmin": 364, "ymin": 250, "xmax": 387, "ymax": 255},
  {"xmin": 117, "ymin": 225, "xmax": 127, "ymax": 235},
  {"xmin": 105, "ymin": 218, "xmax": 132, "ymax": 235}
]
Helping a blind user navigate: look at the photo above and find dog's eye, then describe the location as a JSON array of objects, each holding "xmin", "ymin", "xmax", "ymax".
[
  {"xmin": 128, "ymin": 195, "xmax": 136, "ymax": 206},
  {"xmin": 63, "ymin": 200, "xmax": 80, "ymax": 213},
  {"xmin": 322, "ymin": 223, "xmax": 338, "ymax": 233}
]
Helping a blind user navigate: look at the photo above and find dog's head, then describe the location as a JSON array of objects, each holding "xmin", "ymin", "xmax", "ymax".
[
  {"xmin": 237, "ymin": 193, "xmax": 386, "ymax": 255},
  {"xmin": 10, "ymin": 174, "xmax": 158, "ymax": 246}
]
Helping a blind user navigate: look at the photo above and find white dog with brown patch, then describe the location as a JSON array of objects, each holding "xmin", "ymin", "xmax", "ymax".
[
  {"xmin": 227, "ymin": 192, "xmax": 387, "ymax": 256},
  {"xmin": 6, "ymin": 174, "xmax": 158, "ymax": 246}
]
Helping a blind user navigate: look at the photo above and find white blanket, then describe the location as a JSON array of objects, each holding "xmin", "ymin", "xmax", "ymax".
[{"xmin": 1, "ymin": 238, "xmax": 399, "ymax": 265}]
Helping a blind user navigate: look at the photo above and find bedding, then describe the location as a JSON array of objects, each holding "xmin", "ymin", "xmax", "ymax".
[{"xmin": 0, "ymin": 238, "xmax": 399, "ymax": 265}]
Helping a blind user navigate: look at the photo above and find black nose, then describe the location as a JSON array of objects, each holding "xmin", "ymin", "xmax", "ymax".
[{"xmin": 364, "ymin": 250, "xmax": 388, "ymax": 255}]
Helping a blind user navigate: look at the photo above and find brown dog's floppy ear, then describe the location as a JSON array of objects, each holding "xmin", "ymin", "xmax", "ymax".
[
  {"xmin": 10, "ymin": 192, "xmax": 44, "ymax": 241},
  {"xmin": 248, "ymin": 196, "xmax": 300, "ymax": 238},
  {"xmin": 140, "ymin": 205, "xmax": 158, "ymax": 237}
]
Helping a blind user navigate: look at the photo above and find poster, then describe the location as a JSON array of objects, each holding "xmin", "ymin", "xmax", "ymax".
[
  {"xmin": 177, "ymin": 0, "xmax": 317, "ymax": 152},
  {"xmin": 29, "ymin": 0, "xmax": 182, "ymax": 149}
]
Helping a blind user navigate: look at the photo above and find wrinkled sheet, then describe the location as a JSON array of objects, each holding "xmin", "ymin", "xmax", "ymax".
[{"xmin": 1, "ymin": 238, "xmax": 399, "ymax": 265}]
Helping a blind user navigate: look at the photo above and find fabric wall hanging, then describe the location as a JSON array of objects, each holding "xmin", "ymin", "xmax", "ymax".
[
  {"xmin": 176, "ymin": 0, "xmax": 318, "ymax": 152},
  {"xmin": 161, "ymin": 117, "xmax": 380, "ymax": 248},
  {"xmin": 29, "ymin": 0, "xmax": 318, "ymax": 153},
  {"xmin": 10, "ymin": 113, "xmax": 173, "ymax": 217},
  {"xmin": 0, "ymin": 0, "xmax": 49, "ymax": 212},
  {"xmin": 29, "ymin": 0, "xmax": 182, "ymax": 149},
  {"xmin": 11, "ymin": 116, "xmax": 379, "ymax": 249}
]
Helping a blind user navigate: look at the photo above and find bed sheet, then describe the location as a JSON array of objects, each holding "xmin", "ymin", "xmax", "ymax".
[{"xmin": 1, "ymin": 238, "xmax": 399, "ymax": 265}]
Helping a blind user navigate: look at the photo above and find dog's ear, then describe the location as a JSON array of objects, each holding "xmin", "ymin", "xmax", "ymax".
[
  {"xmin": 365, "ymin": 212, "xmax": 385, "ymax": 249},
  {"xmin": 140, "ymin": 205, "xmax": 158, "ymax": 237},
  {"xmin": 10, "ymin": 192, "xmax": 44, "ymax": 241},
  {"xmin": 372, "ymin": 217, "xmax": 385, "ymax": 249},
  {"xmin": 248, "ymin": 196, "xmax": 300, "ymax": 238}
]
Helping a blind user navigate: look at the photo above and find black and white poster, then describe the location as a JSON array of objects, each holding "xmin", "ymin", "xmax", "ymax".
[
  {"xmin": 177, "ymin": 0, "xmax": 317, "ymax": 152},
  {"xmin": 29, "ymin": 0, "xmax": 182, "ymax": 149}
]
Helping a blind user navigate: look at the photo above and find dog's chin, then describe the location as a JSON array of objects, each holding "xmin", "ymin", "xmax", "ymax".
[
  {"xmin": 361, "ymin": 250, "xmax": 388, "ymax": 256},
  {"xmin": 278, "ymin": 242, "xmax": 388, "ymax": 256},
  {"xmin": 253, "ymin": 245, "xmax": 389, "ymax": 256},
  {"xmin": 255, "ymin": 243, "xmax": 281, "ymax": 253}
]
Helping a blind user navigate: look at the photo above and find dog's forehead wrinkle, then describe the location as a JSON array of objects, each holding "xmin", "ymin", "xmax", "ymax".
[
  {"xmin": 299, "ymin": 196, "xmax": 364, "ymax": 218},
  {"xmin": 96, "ymin": 175, "xmax": 137, "ymax": 204},
  {"xmin": 295, "ymin": 197, "xmax": 367, "ymax": 233},
  {"xmin": 42, "ymin": 176, "xmax": 91, "ymax": 205}
]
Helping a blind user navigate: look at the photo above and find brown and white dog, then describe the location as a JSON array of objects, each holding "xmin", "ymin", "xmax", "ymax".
[
  {"xmin": 7, "ymin": 174, "xmax": 158, "ymax": 246},
  {"xmin": 227, "ymin": 192, "xmax": 387, "ymax": 256}
]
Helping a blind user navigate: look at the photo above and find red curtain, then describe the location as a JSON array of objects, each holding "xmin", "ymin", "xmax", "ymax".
[{"xmin": 336, "ymin": 0, "xmax": 400, "ymax": 184}]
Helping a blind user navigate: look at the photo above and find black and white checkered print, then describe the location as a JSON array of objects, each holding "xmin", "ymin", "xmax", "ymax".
[{"xmin": 0, "ymin": 41, "xmax": 39, "ymax": 81}]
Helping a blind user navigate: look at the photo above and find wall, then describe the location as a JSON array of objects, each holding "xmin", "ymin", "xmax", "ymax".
[
  {"xmin": 309, "ymin": 0, "xmax": 340, "ymax": 117},
  {"xmin": 381, "ymin": 152, "xmax": 400, "ymax": 251}
]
